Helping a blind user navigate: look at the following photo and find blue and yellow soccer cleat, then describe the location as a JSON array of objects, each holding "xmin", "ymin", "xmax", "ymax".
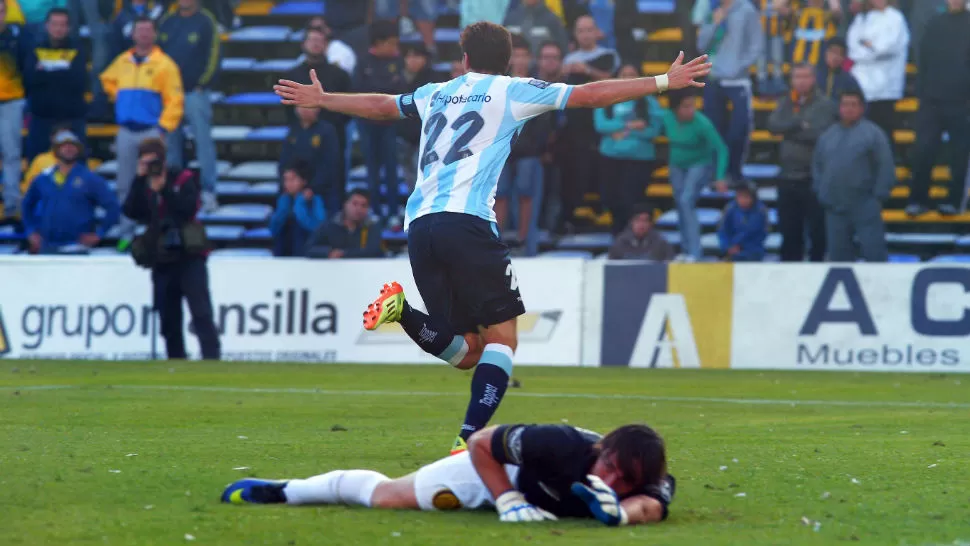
[
  {"xmin": 221, "ymin": 478, "xmax": 288, "ymax": 505},
  {"xmin": 363, "ymin": 282, "xmax": 405, "ymax": 331}
]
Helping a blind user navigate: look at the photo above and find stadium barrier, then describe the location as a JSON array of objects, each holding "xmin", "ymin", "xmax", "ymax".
[{"xmin": 1, "ymin": 257, "xmax": 967, "ymax": 371}]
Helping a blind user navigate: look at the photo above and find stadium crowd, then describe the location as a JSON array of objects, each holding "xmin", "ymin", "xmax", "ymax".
[{"xmin": 0, "ymin": 0, "xmax": 967, "ymax": 263}]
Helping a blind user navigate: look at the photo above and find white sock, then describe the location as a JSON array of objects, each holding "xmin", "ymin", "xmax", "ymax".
[{"xmin": 283, "ymin": 470, "xmax": 389, "ymax": 507}]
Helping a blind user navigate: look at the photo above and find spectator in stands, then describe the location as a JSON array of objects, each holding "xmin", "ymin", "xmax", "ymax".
[
  {"xmin": 460, "ymin": 0, "xmax": 512, "ymax": 29},
  {"xmin": 906, "ymin": 0, "xmax": 970, "ymax": 217},
  {"xmin": 100, "ymin": 15, "xmax": 183, "ymax": 237},
  {"xmin": 22, "ymin": 129, "xmax": 120, "ymax": 253},
  {"xmin": 158, "ymin": 0, "xmax": 221, "ymax": 212},
  {"xmin": 108, "ymin": 0, "xmax": 164, "ymax": 58},
  {"xmin": 279, "ymin": 105, "xmax": 340, "ymax": 216},
  {"xmin": 20, "ymin": 0, "xmax": 63, "ymax": 29},
  {"xmin": 789, "ymin": 0, "xmax": 841, "ymax": 69},
  {"xmin": 305, "ymin": 16, "xmax": 356, "ymax": 76},
  {"xmin": 21, "ymin": 124, "xmax": 67, "ymax": 199},
  {"xmin": 22, "ymin": 8, "xmax": 87, "ymax": 162},
  {"xmin": 697, "ymin": 0, "xmax": 763, "ymax": 183},
  {"xmin": 270, "ymin": 160, "xmax": 326, "ymax": 257},
  {"xmin": 536, "ymin": 40, "xmax": 566, "ymax": 233},
  {"xmin": 123, "ymin": 137, "xmax": 220, "ymax": 360},
  {"xmin": 375, "ymin": 0, "xmax": 437, "ymax": 55},
  {"xmin": 398, "ymin": 43, "xmax": 435, "ymax": 185},
  {"xmin": 0, "ymin": 1, "xmax": 26, "ymax": 218},
  {"xmin": 816, "ymin": 37, "xmax": 861, "ymax": 101},
  {"xmin": 717, "ymin": 182, "xmax": 768, "ymax": 261},
  {"xmin": 353, "ymin": 20, "xmax": 407, "ymax": 222},
  {"xmin": 662, "ymin": 90, "xmax": 729, "ymax": 262},
  {"xmin": 69, "ymin": 0, "xmax": 110, "ymax": 119},
  {"xmin": 767, "ymin": 63, "xmax": 837, "ymax": 262},
  {"xmin": 306, "ymin": 188, "xmax": 384, "ymax": 259},
  {"xmin": 813, "ymin": 90, "xmax": 893, "ymax": 262},
  {"xmin": 504, "ymin": 0, "xmax": 568, "ymax": 55},
  {"xmin": 594, "ymin": 63, "xmax": 663, "ymax": 235},
  {"xmin": 756, "ymin": 0, "xmax": 791, "ymax": 96},
  {"xmin": 846, "ymin": 0, "xmax": 909, "ymax": 138},
  {"xmin": 607, "ymin": 205, "xmax": 675, "ymax": 261},
  {"xmin": 494, "ymin": 35, "xmax": 554, "ymax": 257},
  {"xmin": 560, "ymin": 15, "xmax": 619, "ymax": 226},
  {"xmin": 908, "ymin": 0, "xmax": 948, "ymax": 65},
  {"xmin": 322, "ymin": 0, "xmax": 368, "ymax": 55}
]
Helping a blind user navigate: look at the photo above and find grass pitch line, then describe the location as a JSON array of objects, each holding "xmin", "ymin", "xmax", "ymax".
[{"xmin": 5, "ymin": 384, "xmax": 970, "ymax": 409}]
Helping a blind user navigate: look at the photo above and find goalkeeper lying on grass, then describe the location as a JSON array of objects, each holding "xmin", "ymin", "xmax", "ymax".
[{"xmin": 222, "ymin": 423, "xmax": 675, "ymax": 525}]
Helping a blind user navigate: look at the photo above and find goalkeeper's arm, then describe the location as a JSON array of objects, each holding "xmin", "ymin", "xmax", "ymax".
[
  {"xmin": 621, "ymin": 495, "xmax": 665, "ymax": 525},
  {"xmin": 468, "ymin": 426, "xmax": 516, "ymax": 499}
]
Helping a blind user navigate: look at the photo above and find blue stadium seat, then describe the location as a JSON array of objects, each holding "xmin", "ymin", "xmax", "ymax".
[
  {"xmin": 698, "ymin": 208, "xmax": 723, "ymax": 227},
  {"xmin": 89, "ymin": 247, "xmax": 122, "ymax": 256},
  {"xmin": 763, "ymin": 253, "xmax": 781, "ymax": 262},
  {"xmin": 221, "ymin": 57, "xmax": 257, "ymax": 71},
  {"xmin": 930, "ymin": 254, "xmax": 970, "ymax": 263},
  {"xmin": 433, "ymin": 62, "xmax": 453, "ymax": 73},
  {"xmin": 188, "ymin": 159, "xmax": 233, "ymax": 178},
  {"xmin": 0, "ymin": 243, "xmax": 20, "ymax": 254},
  {"xmin": 699, "ymin": 187, "xmax": 732, "ymax": 199},
  {"xmin": 956, "ymin": 235, "xmax": 970, "ymax": 248},
  {"xmin": 96, "ymin": 160, "xmax": 117, "ymax": 177},
  {"xmin": 764, "ymin": 232, "xmax": 782, "ymax": 251},
  {"xmin": 434, "ymin": 28, "xmax": 461, "ymax": 42},
  {"xmin": 757, "ymin": 186, "xmax": 778, "ymax": 203},
  {"xmin": 700, "ymin": 233, "xmax": 719, "ymax": 250},
  {"xmin": 382, "ymin": 230, "xmax": 407, "ymax": 243},
  {"xmin": 247, "ymin": 126, "xmax": 289, "ymax": 141},
  {"xmin": 889, "ymin": 253, "xmax": 921, "ymax": 263},
  {"xmin": 211, "ymin": 126, "xmax": 253, "ymax": 142},
  {"xmin": 227, "ymin": 26, "xmax": 292, "ymax": 42},
  {"xmin": 270, "ymin": 1, "xmax": 324, "ymax": 15},
  {"xmin": 557, "ymin": 232, "xmax": 613, "ymax": 250},
  {"xmin": 659, "ymin": 230, "xmax": 681, "ymax": 246},
  {"xmin": 199, "ymin": 204, "xmax": 273, "ymax": 224},
  {"xmin": 221, "ymin": 92, "xmax": 280, "ymax": 106},
  {"xmin": 205, "ymin": 225, "xmax": 245, "ymax": 241},
  {"xmin": 216, "ymin": 181, "xmax": 251, "ymax": 197},
  {"xmin": 254, "ymin": 59, "xmax": 301, "ymax": 72},
  {"xmin": 243, "ymin": 227, "xmax": 273, "ymax": 241},
  {"xmin": 250, "ymin": 182, "xmax": 280, "ymax": 196},
  {"xmin": 228, "ymin": 161, "xmax": 279, "ymax": 180},
  {"xmin": 637, "ymin": 0, "xmax": 676, "ymax": 13},
  {"xmin": 0, "ymin": 225, "xmax": 23, "ymax": 241},
  {"xmin": 767, "ymin": 208, "xmax": 778, "ymax": 226},
  {"xmin": 210, "ymin": 247, "xmax": 274, "ymax": 257},
  {"xmin": 742, "ymin": 164, "xmax": 781, "ymax": 180},
  {"xmin": 541, "ymin": 250, "xmax": 594, "ymax": 259},
  {"xmin": 885, "ymin": 232, "xmax": 959, "ymax": 245}
]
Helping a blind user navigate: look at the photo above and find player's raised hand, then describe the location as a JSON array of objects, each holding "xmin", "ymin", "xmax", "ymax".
[
  {"xmin": 571, "ymin": 475, "xmax": 629, "ymax": 527},
  {"xmin": 666, "ymin": 51, "xmax": 712, "ymax": 90},
  {"xmin": 495, "ymin": 491, "xmax": 558, "ymax": 522},
  {"xmin": 274, "ymin": 69, "xmax": 325, "ymax": 107}
]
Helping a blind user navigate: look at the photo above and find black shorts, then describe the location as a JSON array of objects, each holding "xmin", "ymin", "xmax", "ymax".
[{"xmin": 407, "ymin": 212, "xmax": 525, "ymax": 335}]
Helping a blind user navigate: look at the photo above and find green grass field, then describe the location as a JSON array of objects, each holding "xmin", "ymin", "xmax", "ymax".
[{"xmin": 2, "ymin": 362, "xmax": 969, "ymax": 546}]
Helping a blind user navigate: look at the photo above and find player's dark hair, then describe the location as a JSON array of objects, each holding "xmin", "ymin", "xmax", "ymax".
[
  {"xmin": 369, "ymin": 20, "xmax": 399, "ymax": 46},
  {"xmin": 668, "ymin": 88, "xmax": 697, "ymax": 111},
  {"xmin": 348, "ymin": 188, "xmax": 371, "ymax": 203},
  {"xmin": 46, "ymin": 7, "xmax": 69, "ymax": 21},
  {"xmin": 460, "ymin": 21, "xmax": 512, "ymax": 75},
  {"xmin": 600, "ymin": 424, "xmax": 666, "ymax": 491},
  {"xmin": 510, "ymin": 33, "xmax": 531, "ymax": 54},
  {"xmin": 839, "ymin": 89, "xmax": 866, "ymax": 104}
]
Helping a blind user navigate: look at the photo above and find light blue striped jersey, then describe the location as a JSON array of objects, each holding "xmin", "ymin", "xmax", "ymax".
[{"xmin": 396, "ymin": 72, "xmax": 573, "ymax": 230}]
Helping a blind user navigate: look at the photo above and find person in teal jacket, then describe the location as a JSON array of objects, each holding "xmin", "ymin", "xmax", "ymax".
[
  {"xmin": 594, "ymin": 63, "xmax": 663, "ymax": 234},
  {"xmin": 270, "ymin": 161, "xmax": 327, "ymax": 257},
  {"xmin": 661, "ymin": 89, "xmax": 729, "ymax": 260}
]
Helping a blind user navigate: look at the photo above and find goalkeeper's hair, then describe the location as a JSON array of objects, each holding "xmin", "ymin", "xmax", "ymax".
[{"xmin": 601, "ymin": 424, "xmax": 667, "ymax": 490}]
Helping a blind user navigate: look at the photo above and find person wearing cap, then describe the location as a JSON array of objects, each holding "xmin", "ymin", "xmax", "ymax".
[
  {"xmin": 816, "ymin": 37, "xmax": 861, "ymax": 101},
  {"xmin": 21, "ymin": 129, "xmax": 120, "ymax": 254},
  {"xmin": 717, "ymin": 183, "xmax": 768, "ymax": 261}
]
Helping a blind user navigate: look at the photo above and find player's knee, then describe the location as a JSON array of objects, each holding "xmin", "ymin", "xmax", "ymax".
[
  {"xmin": 454, "ymin": 333, "xmax": 484, "ymax": 370},
  {"xmin": 480, "ymin": 321, "xmax": 517, "ymax": 353}
]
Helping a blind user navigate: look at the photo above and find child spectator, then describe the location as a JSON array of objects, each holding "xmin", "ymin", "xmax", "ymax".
[
  {"xmin": 305, "ymin": 189, "xmax": 385, "ymax": 259},
  {"xmin": 608, "ymin": 205, "xmax": 676, "ymax": 261},
  {"xmin": 270, "ymin": 161, "xmax": 326, "ymax": 258},
  {"xmin": 789, "ymin": 0, "xmax": 840, "ymax": 70},
  {"xmin": 816, "ymin": 37, "xmax": 861, "ymax": 100},
  {"xmin": 757, "ymin": 0, "xmax": 791, "ymax": 95},
  {"xmin": 662, "ymin": 90, "xmax": 729, "ymax": 262},
  {"xmin": 593, "ymin": 63, "xmax": 663, "ymax": 235},
  {"xmin": 717, "ymin": 183, "xmax": 768, "ymax": 261},
  {"xmin": 279, "ymin": 105, "xmax": 340, "ymax": 216}
]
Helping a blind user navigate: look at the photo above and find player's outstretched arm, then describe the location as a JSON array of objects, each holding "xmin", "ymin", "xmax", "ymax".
[
  {"xmin": 274, "ymin": 69, "xmax": 402, "ymax": 121},
  {"xmin": 566, "ymin": 52, "xmax": 711, "ymax": 109},
  {"xmin": 469, "ymin": 426, "xmax": 557, "ymax": 523}
]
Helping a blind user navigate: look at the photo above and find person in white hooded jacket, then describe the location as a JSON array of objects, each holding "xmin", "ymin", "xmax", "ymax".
[{"xmin": 846, "ymin": 0, "xmax": 909, "ymax": 137}]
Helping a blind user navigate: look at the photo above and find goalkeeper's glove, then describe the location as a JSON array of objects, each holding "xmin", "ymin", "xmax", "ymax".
[
  {"xmin": 495, "ymin": 491, "xmax": 558, "ymax": 522},
  {"xmin": 571, "ymin": 475, "xmax": 629, "ymax": 527}
]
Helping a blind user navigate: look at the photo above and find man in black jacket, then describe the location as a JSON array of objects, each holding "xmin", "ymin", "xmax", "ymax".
[
  {"xmin": 906, "ymin": 0, "xmax": 970, "ymax": 217},
  {"xmin": 767, "ymin": 63, "xmax": 838, "ymax": 262},
  {"xmin": 305, "ymin": 189, "xmax": 384, "ymax": 259},
  {"xmin": 123, "ymin": 137, "xmax": 220, "ymax": 360}
]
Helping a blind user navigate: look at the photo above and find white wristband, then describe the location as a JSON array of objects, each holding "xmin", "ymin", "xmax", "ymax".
[{"xmin": 655, "ymin": 74, "xmax": 669, "ymax": 93}]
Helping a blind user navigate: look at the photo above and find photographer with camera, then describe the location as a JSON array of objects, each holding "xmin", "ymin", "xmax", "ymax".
[{"xmin": 123, "ymin": 138, "xmax": 221, "ymax": 360}]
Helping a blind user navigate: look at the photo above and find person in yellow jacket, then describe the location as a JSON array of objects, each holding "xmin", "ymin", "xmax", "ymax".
[
  {"xmin": 99, "ymin": 15, "xmax": 183, "ymax": 216},
  {"xmin": 0, "ymin": 0, "xmax": 25, "ymax": 218}
]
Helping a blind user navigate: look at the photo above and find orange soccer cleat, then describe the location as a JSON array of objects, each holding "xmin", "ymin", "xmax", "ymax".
[{"xmin": 362, "ymin": 282, "xmax": 405, "ymax": 331}]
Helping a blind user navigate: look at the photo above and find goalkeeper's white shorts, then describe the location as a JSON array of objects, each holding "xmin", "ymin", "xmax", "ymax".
[{"xmin": 413, "ymin": 451, "xmax": 520, "ymax": 511}]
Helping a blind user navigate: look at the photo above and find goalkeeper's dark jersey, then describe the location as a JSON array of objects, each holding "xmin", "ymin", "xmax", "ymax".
[{"xmin": 490, "ymin": 424, "xmax": 676, "ymax": 519}]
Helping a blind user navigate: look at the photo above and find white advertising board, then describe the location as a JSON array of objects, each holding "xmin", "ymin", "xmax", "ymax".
[
  {"xmin": 731, "ymin": 264, "xmax": 970, "ymax": 372},
  {"xmin": 0, "ymin": 257, "xmax": 584, "ymax": 365}
]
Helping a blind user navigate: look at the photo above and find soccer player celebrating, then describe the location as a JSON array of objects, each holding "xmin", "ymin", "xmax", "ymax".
[
  {"xmin": 275, "ymin": 23, "xmax": 711, "ymax": 455},
  {"xmin": 222, "ymin": 423, "xmax": 676, "ymax": 525}
]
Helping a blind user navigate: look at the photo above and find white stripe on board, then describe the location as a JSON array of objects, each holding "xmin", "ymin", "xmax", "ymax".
[{"xmin": 2, "ymin": 384, "xmax": 969, "ymax": 410}]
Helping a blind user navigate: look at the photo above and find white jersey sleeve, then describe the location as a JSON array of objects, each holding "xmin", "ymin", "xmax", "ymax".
[
  {"xmin": 396, "ymin": 82, "xmax": 440, "ymax": 121},
  {"xmin": 506, "ymin": 78, "xmax": 574, "ymax": 122}
]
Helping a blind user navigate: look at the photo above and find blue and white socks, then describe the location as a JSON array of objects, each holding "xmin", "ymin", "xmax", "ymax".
[{"xmin": 457, "ymin": 344, "xmax": 513, "ymax": 442}]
